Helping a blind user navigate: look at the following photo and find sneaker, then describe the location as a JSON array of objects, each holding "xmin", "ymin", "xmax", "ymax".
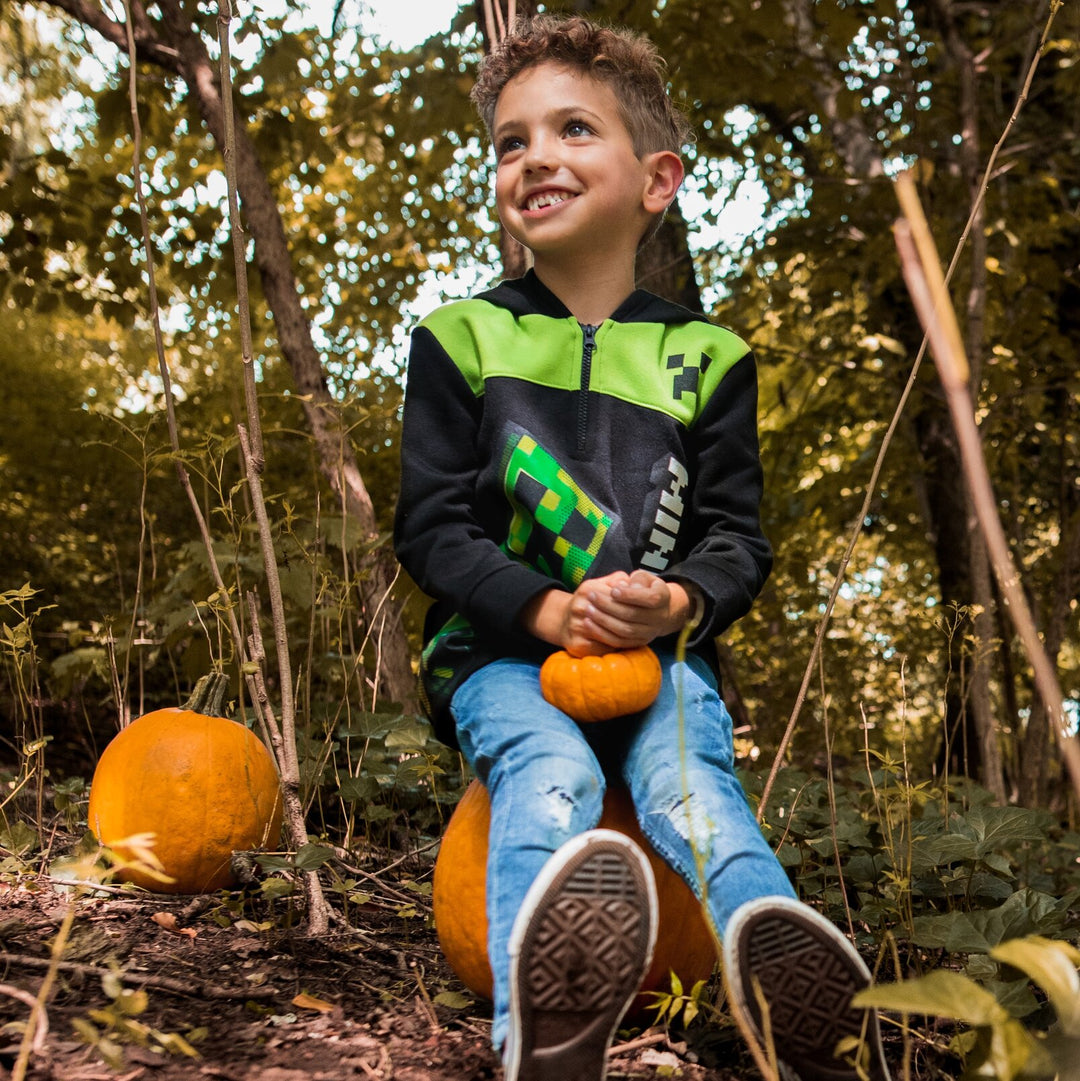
[
  {"xmin": 503, "ymin": 829, "xmax": 658, "ymax": 1081},
  {"xmin": 723, "ymin": 896, "xmax": 892, "ymax": 1081}
]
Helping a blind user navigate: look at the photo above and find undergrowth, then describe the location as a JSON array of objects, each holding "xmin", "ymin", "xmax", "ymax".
[{"xmin": 4, "ymin": 580, "xmax": 1080, "ymax": 1079}]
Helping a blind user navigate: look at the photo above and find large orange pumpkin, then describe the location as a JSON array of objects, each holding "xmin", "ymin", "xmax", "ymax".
[
  {"xmin": 540, "ymin": 646, "xmax": 662, "ymax": 723},
  {"xmin": 87, "ymin": 675, "xmax": 283, "ymax": 894},
  {"xmin": 433, "ymin": 779, "xmax": 717, "ymax": 1018}
]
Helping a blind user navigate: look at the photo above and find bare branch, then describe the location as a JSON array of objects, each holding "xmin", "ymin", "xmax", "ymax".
[{"xmin": 45, "ymin": 0, "xmax": 180, "ymax": 69}]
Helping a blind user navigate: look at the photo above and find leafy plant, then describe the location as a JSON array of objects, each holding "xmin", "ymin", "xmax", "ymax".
[
  {"xmin": 645, "ymin": 970, "xmax": 716, "ymax": 1030},
  {"xmin": 856, "ymin": 936, "xmax": 1080, "ymax": 1081}
]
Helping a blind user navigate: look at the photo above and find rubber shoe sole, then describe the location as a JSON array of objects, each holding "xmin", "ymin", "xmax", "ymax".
[
  {"xmin": 723, "ymin": 896, "xmax": 892, "ymax": 1081},
  {"xmin": 504, "ymin": 829, "xmax": 658, "ymax": 1081}
]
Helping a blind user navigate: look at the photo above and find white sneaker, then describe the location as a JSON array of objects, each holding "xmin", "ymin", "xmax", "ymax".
[
  {"xmin": 503, "ymin": 830, "xmax": 658, "ymax": 1081},
  {"xmin": 723, "ymin": 896, "xmax": 892, "ymax": 1081}
]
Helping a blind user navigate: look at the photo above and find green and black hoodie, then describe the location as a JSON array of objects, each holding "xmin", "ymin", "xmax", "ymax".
[{"xmin": 393, "ymin": 270, "xmax": 771, "ymax": 746}]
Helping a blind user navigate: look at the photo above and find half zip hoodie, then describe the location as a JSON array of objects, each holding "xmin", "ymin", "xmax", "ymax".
[{"xmin": 394, "ymin": 269, "xmax": 773, "ymax": 744}]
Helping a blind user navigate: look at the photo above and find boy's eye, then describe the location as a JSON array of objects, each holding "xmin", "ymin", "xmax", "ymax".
[
  {"xmin": 496, "ymin": 135, "xmax": 525, "ymax": 158},
  {"xmin": 565, "ymin": 120, "xmax": 592, "ymax": 137}
]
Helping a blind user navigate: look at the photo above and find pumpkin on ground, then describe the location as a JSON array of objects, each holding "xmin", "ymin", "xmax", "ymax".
[
  {"xmin": 540, "ymin": 645, "xmax": 662, "ymax": 723},
  {"xmin": 432, "ymin": 779, "xmax": 717, "ymax": 1019},
  {"xmin": 87, "ymin": 674, "xmax": 283, "ymax": 894}
]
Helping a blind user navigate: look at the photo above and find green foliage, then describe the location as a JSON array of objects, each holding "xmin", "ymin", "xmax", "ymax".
[
  {"xmin": 750, "ymin": 763, "xmax": 1080, "ymax": 995},
  {"xmin": 857, "ymin": 937, "xmax": 1080, "ymax": 1080},
  {"xmin": 1, "ymin": 16, "xmax": 1078, "ymax": 1075},
  {"xmin": 3, "ymin": 0, "xmax": 1076, "ymax": 807}
]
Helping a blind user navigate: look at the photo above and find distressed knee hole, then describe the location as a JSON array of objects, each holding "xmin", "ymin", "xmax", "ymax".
[
  {"xmin": 661, "ymin": 791, "xmax": 715, "ymax": 843},
  {"xmin": 538, "ymin": 778, "xmax": 601, "ymax": 833}
]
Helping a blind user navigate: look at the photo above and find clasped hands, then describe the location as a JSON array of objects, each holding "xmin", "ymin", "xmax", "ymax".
[{"xmin": 522, "ymin": 569, "xmax": 698, "ymax": 657}]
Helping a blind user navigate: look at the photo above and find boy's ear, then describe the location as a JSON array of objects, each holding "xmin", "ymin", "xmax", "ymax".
[{"xmin": 642, "ymin": 151, "xmax": 685, "ymax": 215}]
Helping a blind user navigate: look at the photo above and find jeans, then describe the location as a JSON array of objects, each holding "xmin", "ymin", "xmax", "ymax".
[{"xmin": 450, "ymin": 649, "xmax": 796, "ymax": 1051}]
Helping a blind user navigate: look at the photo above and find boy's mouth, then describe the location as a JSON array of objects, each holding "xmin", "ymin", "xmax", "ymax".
[{"xmin": 523, "ymin": 190, "xmax": 578, "ymax": 212}]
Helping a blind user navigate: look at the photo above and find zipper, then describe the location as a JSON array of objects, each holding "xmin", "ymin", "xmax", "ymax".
[{"xmin": 577, "ymin": 323, "xmax": 598, "ymax": 456}]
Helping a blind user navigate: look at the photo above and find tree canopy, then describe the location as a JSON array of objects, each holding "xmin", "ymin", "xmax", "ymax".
[{"xmin": 1, "ymin": 0, "xmax": 1077, "ymax": 810}]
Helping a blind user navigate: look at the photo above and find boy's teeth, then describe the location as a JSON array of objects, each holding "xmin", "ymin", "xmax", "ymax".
[{"xmin": 527, "ymin": 191, "xmax": 573, "ymax": 211}]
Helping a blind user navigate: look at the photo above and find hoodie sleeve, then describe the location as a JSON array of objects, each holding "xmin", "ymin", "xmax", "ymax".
[
  {"xmin": 393, "ymin": 325, "xmax": 560, "ymax": 639},
  {"xmin": 660, "ymin": 351, "xmax": 773, "ymax": 641}
]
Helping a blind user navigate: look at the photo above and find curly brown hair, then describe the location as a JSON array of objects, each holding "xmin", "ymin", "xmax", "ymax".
[{"xmin": 471, "ymin": 14, "xmax": 693, "ymax": 158}]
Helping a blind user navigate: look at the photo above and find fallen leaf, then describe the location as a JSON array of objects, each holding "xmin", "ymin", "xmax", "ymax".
[
  {"xmin": 152, "ymin": 911, "xmax": 198, "ymax": 940},
  {"xmin": 291, "ymin": 992, "xmax": 335, "ymax": 1014}
]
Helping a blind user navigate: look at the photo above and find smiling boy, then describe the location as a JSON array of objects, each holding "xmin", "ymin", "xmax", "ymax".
[{"xmin": 394, "ymin": 14, "xmax": 892, "ymax": 1081}]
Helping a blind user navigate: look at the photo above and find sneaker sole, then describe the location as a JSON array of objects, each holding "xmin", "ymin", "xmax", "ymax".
[
  {"xmin": 505, "ymin": 830, "xmax": 658, "ymax": 1081},
  {"xmin": 723, "ymin": 896, "xmax": 891, "ymax": 1081}
]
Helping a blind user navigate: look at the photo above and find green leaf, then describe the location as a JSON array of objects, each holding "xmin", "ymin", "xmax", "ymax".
[
  {"xmin": 854, "ymin": 970, "xmax": 1008, "ymax": 1026},
  {"xmin": 432, "ymin": 990, "xmax": 472, "ymax": 1009},
  {"xmin": 384, "ymin": 720, "xmax": 435, "ymax": 753},
  {"xmin": 963, "ymin": 1017, "xmax": 1043, "ymax": 1081},
  {"xmin": 910, "ymin": 890, "xmax": 1073, "ymax": 953},
  {"xmin": 292, "ymin": 843, "xmax": 335, "ymax": 872},
  {"xmin": 337, "ymin": 774, "xmax": 379, "ymax": 802},
  {"xmin": 0, "ymin": 820, "xmax": 40, "ymax": 857},
  {"xmin": 260, "ymin": 877, "xmax": 296, "ymax": 901},
  {"xmin": 990, "ymin": 937, "xmax": 1080, "ymax": 1036}
]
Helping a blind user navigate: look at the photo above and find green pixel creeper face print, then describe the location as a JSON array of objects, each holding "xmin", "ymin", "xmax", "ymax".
[{"xmin": 500, "ymin": 427, "xmax": 614, "ymax": 587}]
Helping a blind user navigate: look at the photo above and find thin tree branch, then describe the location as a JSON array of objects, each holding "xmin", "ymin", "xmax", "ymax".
[
  {"xmin": 46, "ymin": 0, "xmax": 180, "ymax": 68},
  {"xmin": 219, "ymin": 0, "xmax": 330, "ymax": 934}
]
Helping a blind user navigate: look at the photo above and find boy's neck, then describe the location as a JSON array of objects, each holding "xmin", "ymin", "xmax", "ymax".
[{"xmin": 531, "ymin": 257, "xmax": 637, "ymax": 326}]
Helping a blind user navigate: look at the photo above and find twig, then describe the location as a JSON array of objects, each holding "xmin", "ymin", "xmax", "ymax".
[
  {"xmin": 116, "ymin": 0, "xmax": 264, "ymax": 724},
  {"xmin": 6, "ymin": 955, "xmax": 279, "ymax": 1000},
  {"xmin": 11, "ymin": 900, "xmax": 75, "ymax": 1081},
  {"xmin": 330, "ymin": 855, "xmax": 429, "ymax": 906},
  {"xmin": 216, "ymin": 1, "xmax": 331, "ymax": 935},
  {"xmin": 606, "ymin": 1029, "xmax": 667, "ymax": 1058},
  {"xmin": 0, "ymin": 983, "xmax": 48, "ymax": 1056},
  {"xmin": 362, "ymin": 836, "xmax": 441, "ymax": 877}
]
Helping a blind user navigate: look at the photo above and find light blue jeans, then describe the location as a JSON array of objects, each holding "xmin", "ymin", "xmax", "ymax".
[{"xmin": 450, "ymin": 650, "xmax": 796, "ymax": 1051}]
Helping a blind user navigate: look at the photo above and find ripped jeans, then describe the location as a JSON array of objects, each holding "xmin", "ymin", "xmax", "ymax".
[{"xmin": 451, "ymin": 650, "xmax": 796, "ymax": 1051}]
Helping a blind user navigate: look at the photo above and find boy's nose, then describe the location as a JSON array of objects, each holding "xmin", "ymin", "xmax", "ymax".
[{"xmin": 523, "ymin": 134, "xmax": 558, "ymax": 172}]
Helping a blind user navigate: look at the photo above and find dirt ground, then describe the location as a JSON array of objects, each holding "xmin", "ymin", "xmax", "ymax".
[{"xmin": 0, "ymin": 855, "xmax": 761, "ymax": 1081}]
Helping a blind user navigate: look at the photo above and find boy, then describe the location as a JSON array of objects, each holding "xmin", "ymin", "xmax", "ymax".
[{"xmin": 394, "ymin": 14, "xmax": 891, "ymax": 1081}]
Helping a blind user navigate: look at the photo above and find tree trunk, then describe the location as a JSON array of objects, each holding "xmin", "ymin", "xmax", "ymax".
[
  {"xmin": 636, "ymin": 203, "xmax": 704, "ymax": 313},
  {"xmin": 476, "ymin": 0, "xmax": 536, "ymax": 288},
  {"xmin": 777, "ymin": 0, "xmax": 1014, "ymax": 795},
  {"xmin": 929, "ymin": 0, "xmax": 1006, "ymax": 800},
  {"xmin": 43, "ymin": 0, "xmax": 416, "ymax": 707}
]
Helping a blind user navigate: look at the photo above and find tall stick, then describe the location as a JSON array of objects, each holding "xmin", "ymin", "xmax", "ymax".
[
  {"xmin": 893, "ymin": 173, "xmax": 1080, "ymax": 807},
  {"xmin": 757, "ymin": 0, "xmax": 1065, "ymax": 820},
  {"xmin": 217, "ymin": 0, "xmax": 330, "ymax": 932}
]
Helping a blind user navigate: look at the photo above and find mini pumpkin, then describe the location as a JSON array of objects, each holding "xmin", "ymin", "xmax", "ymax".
[
  {"xmin": 540, "ymin": 645, "xmax": 662, "ymax": 722},
  {"xmin": 87, "ymin": 674, "xmax": 283, "ymax": 894},
  {"xmin": 432, "ymin": 779, "xmax": 717, "ymax": 1019}
]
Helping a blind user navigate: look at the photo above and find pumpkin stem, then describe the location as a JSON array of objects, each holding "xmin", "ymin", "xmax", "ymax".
[{"xmin": 183, "ymin": 672, "xmax": 230, "ymax": 717}]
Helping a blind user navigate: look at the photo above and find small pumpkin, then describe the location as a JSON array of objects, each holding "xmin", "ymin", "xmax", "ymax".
[
  {"xmin": 87, "ymin": 674, "xmax": 283, "ymax": 894},
  {"xmin": 432, "ymin": 779, "xmax": 716, "ymax": 1019},
  {"xmin": 540, "ymin": 645, "xmax": 662, "ymax": 722}
]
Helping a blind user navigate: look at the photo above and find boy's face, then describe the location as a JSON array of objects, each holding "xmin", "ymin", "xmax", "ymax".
[{"xmin": 492, "ymin": 63, "xmax": 674, "ymax": 271}]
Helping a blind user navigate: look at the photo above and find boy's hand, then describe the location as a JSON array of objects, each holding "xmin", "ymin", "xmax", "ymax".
[
  {"xmin": 520, "ymin": 572, "xmax": 699, "ymax": 656},
  {"xmin": 577, "ymin": 571, "xmax": 697, "ymax": 650}
]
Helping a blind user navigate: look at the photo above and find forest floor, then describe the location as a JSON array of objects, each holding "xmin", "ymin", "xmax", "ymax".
[{"xmin": 0, "ymin": 847, "xmax": 764, "ymax": 1081}]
